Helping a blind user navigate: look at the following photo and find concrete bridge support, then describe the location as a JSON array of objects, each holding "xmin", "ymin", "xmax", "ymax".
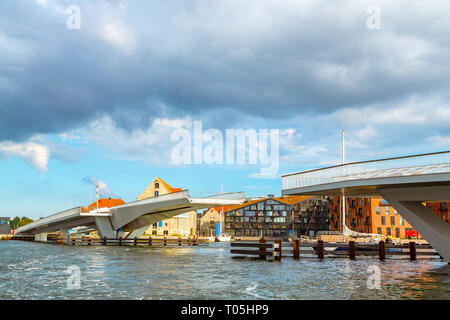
[
  {"xmin": 95, "ymin": 217, "xmax": 116, "ymax": 238},
  {"xmin": 34, "ymin": 233, "xmax": 48, "ymax": 242},
  {"xmin": 380, "ymin": 186, "xmax": 450, "ymax": 263}
]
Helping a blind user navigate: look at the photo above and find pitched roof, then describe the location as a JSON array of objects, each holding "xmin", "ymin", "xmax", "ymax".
[
  {"xmin": 86, "ymin": 198, "xmax": 125, "ymax": 211},
  {"xmin": 224, "ymin": 195, "xmax": 312, "ymax": 212},
  {"xmin": 156, "ymin": 176, "xmax": 183, "ymax": 193}
]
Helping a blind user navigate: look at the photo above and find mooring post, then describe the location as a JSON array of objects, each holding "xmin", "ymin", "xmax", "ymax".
[
  {"xmin": 102, "ymin": 236, "xmax": 107, "ymax": 245},
  {"xmin": 178, "ymin": 237, "xmax": 182, "ymax": 246},
  {"xmin": 88, "ymin": 238, "xmax": 92, "ymax": 246},
  {"xmin": 119, "ymin": 236, "xmax": 123, "ymax": 246},
  {"xmin": 409, "ymin": 241, "xmax": 417, "ymax": 261},
  {"xmin": 149, "ymin": 236, "xmax": 152, "ymax": 246},
  {"xmin": 133, "ymin": 236, "xmax": 137, "ymax": 246},
  {"xmin": 349, "ymin": 241, "xmax": 356, "ymax": 260},
  {"xmin": 317, "ymin": 240, "xmax": 324, "ymax": 260},
  {"xmin": 164, "ymin": 236, "xmax": 167, "ymax": 246},
  {"xmin": 378, "ymin": 240, "xmax": 385, "ymax": 261},
  {"xmin": 72, "ymin": 237, "xmax": 75, "ymax": 246},
  {"xmin": 259, "ymin": 237, "xmax": 267, "ymax": 260},
  {"xmin": 293, "ymin": 239, "xmax": 300, "ymax": 260},
  {"xmin": 275, "ymin": 239, "xmax": 282, "ymax": 261}
]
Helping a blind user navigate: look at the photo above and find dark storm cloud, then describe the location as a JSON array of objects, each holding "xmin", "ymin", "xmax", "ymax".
[{"xmin": 1, "ymin": 0, "xmax": 450, "ymax": 141}]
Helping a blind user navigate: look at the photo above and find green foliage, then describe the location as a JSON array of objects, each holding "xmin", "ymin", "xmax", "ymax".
[{"xmin": 9, "ymin": 216, "xmax": 34, "ymax": 229}]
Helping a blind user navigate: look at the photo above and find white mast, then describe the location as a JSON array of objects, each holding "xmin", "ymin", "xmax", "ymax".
[
  {"xmin": 342, "ymin": 129, "xmax": 349, "ymax": 236},
  {"xmin": 96, "ymin": 184, "xmax": 100, "ymax": 213}
]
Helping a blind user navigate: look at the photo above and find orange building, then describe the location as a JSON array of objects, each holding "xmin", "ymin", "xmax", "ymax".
[
  {"xmin": 426, "ymin": 202, "xmax": 450, "ymax": 224},
  {"xmin": 329, "ymin": 197, "xmax": 417, "ymax": 238},
  {"xmin": 85, "ymin": 198, "xmax": 125, "ymax": 211}
]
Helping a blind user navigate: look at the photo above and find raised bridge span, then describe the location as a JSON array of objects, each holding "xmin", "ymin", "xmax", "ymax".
[
  {"xmin": 14, "ymin": 191, "xmax": 244, "ymax": 241},
  {"xmin": 282, "ymin": 151, "xmax": 450, "ymax": 262}
]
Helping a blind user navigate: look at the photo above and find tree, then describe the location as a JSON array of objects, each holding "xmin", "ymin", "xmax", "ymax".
[{"xmin": 17, "ymin": 217, "xmax": 34, "ymax": 228}]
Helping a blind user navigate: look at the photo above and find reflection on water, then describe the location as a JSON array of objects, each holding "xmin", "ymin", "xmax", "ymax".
[{"xmin": 0, "ymin": 241, "xmax": 448, "ymax": 300}]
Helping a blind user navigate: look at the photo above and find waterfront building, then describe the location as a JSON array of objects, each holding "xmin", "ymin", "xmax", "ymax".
[
  {"xmin": 199, "ymin": 206, "xmax": 229, "ymax": 236},
  {"xmin": 85, "ymin": 198, "xmax": 125, "ymax": 211},
  {"xmin": 329, "ymin": 197, "xmax": 418, "ymax": 238},
  {"xmin": 0, "ymin": 217, "xmax": 11, "ymax": 234},
  {"xmin": 426, "ymin": 202, "xmax": 450, "ymax": 224},
  {"xmin": 139, "ymin": 177, "xmax": 197, "ymax": 236},
  {"xmin": 224, "ymin": 195, "xmax": 330, "ymax": 238}
]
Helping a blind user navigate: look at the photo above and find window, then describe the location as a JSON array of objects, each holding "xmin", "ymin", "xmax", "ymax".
[
  {"xmin": 257, "ymin": 202, "xmax": 264, "ymax": 210},
  {"xmin": 399, "ymin": 217, "xmax": 404, "ymax": 226},
  {"xmin": 281, "ymin": 211, "xmax": 287, "ymax": 216},
  {"xmin": 274, "ymin": 217, "xmax": 285, "ymax": 223},
  {"xmin": 163, "ymin": 230, "xmax": 168, "ymax": 235},
  {"xmin": 390, "ymin": 216, "xmax": 395, "ymax": 225},
  {"xmin": 154, "ymin": 182, "xmax": 159, "ymax": 188},
  {"xmin": 152, "ymin": 230, "xmax": 157, "ymax": 235},
  {"xmin": 381, "ymin": 216, "xmax": 386, "ymax": 225},
  {"xmin": 376, "ymin": 206, "xmax": 380, "ymax": 214},
  {"xmin": 396, "ymin": 228, "xmax": 400, "ymax": 237},
  {"xmin": 386, "ymin": 227, "xmax": 391, "ymax": 236},
  {"xmin": 154, "ymin": 190, "xmax": 159, "ymax": 197},
  {"xmin": 266, "ymin": 211, "xmax": 273, "ymax": 216},
  {"xmin": 394, "ymin": 209, "xmax": 398, "ymax": 215},
  {"xmin": 251, "ymin": 205, "xmax": 257, "ymax": 210},
  {"xmin": 385, "ymin": 206, "xmax": 390, "ymax": 215},
  {"xmin": 377, "ymin": 227, "xmax": 382, "ymax": 234}
]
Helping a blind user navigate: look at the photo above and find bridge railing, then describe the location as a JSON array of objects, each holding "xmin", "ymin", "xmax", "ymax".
[{"xmin": 282, "ymin": 150, "xmax": 450, "ymax": 191}]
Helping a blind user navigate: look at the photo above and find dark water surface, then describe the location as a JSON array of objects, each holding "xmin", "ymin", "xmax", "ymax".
[{"xmin": 1, "ymin": 241, "xmax": 449, "ymax": 299}]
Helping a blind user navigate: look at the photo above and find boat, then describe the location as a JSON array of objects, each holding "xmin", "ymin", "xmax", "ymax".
[{"xmin": 217, "ymin": 234, "xmax": 231, "ymax": 242}]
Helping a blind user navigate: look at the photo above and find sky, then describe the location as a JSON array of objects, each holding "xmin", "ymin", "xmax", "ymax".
[{"xmin": 1, "ymin": 0, "xmax": 450, "ymax": 219}]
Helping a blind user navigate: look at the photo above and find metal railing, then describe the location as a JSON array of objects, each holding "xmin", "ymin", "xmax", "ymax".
[{"xmin": 282, "ymin": 150, "xmax": 450, "ymax": 191}]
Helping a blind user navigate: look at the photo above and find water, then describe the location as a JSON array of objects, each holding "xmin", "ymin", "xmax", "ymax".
[{"xmin": 1, "ymin": 241, "xmax": 449, "ymax": 299}]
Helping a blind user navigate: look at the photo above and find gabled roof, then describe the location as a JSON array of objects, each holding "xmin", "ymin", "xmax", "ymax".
[
  {"xmin": 225, "ymin": 195, "xmax": 312, "ymax": 212},
  {"xmin": 86, "ymin": 198, "xmax": 125, "ymax": 211},
  {"xmin": 156, "ymin": 176, "xmax": 183, "ymax": 193}
]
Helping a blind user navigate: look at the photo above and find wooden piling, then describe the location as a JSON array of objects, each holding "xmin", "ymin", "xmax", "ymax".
[
  {"xmin": 163, "ymin": 236, "xmax": 167, "ymax": 246},
  {"xmin": 378, "ymin": 240, "xmax": 385, "ymax": 261},
  {"xmin": 409, "ymin": 241, "xmax": 417, "ymax": 261},
  {"xmin": 119, "ymin": 236, "xmax": 123, "ymax": 246},
  {"xmin": 293, "ymin": 239, "xmax": 300, "ymax": 260},
  {"xmin": 88, "ymin": 238, "xmax": 92, "ymax": 246},
  {"xmin": 149, "ymin": 237, "xmax": 152, "ymax": 246},
  {"xmin": 133, "ymin": 236, "xmax": 137, "ymax": 246},
  {"xmin": 349, "ymin": 241, "xmax": 356, "ymax": 260},
  {"xmin": 259, "ymin": 237, "xmax": 267, "ymax": 260},
  {"xmin": 102, "ymin": 236, "xmax": 107, "ymax": 245},
  {"xmin": 178, "ymin": 237, "xmax": 182, "ymax": 246},
  {"xmin": 275, "ymin": 239, "xmax": 282, "ymax": 261},
  {"xmin": 317, "ymin": 240, "xmax": 324, "ymax": 260}
]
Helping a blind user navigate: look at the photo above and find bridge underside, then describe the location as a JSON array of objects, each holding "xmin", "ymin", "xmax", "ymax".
[{"xmin": 283, "ymin": 177, "xmax": 450, "ymax": 262}]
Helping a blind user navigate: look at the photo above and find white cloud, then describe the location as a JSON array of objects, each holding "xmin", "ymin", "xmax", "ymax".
[
  {"xmin": 99, "ymin": 21, "xmax": 137, "ymax": 53},
  {"xmin": 0, "ymin": 138, "xmax": 49, "ymax": 173},
  {"xmin": 69, "ymin": 115, "xmax": 192, "ymax": 165}
]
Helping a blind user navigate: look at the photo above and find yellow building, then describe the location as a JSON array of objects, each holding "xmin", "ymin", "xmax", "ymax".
[
  {"xmin": 199, "ymin": 206, "xmax": 229, "ymax": 236},
  {"xmin": 139, "ymin": 177, "xmax": 197, "ymax": 236}
]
